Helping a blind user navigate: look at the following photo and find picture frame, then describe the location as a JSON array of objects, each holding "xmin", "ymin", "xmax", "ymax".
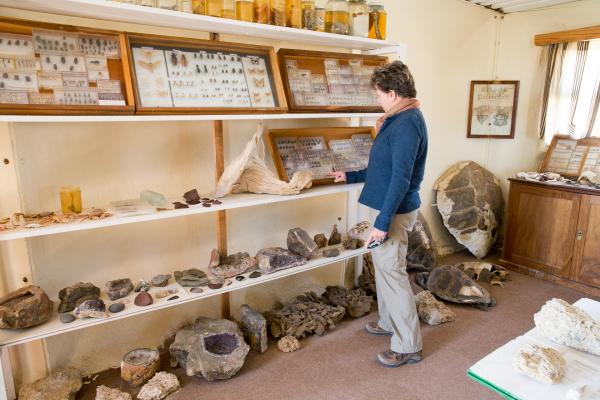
[{"xmin": 467, "ymin": 80, "xmax": 519, "ymax": 139}]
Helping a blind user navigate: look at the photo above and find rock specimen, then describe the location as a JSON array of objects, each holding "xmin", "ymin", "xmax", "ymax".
[
  {"xmin": 96, "ymin": 385, "xmax": 132, "ymax": 400},
  {"xmin": 137, "ymin": 372, "xmax": 180, "ymax": 400},
  {"xmin": 533, "ymin": 299, "xmax": 600, "ymax": 356},
  {"xmin": 266, "ymin": 291, "xmax": 346, "ymax": 338},
  {"xmin": 320, "ymin": 286, "xmax": 373, "ymax": 318},
  {"xmin": 457, "ymin": 261, "xmax": 510, "ymax": 287},
  {"xmin": 208, "ymin": 249, "xmax": 258, "ymax": 279},
  {"xmin": 322, "ymin": 247, "xmax": 340, "ymax": 258},
  {"xmin": 347, "ymin": 221, "xmax": 371, "ymax": 243},
  {"xmin": 407, "ymin": 212, "xmax": 437, "ymax": 272},
  {"xmin": 0, "ymin": 285, "xmax": 53, "ymax": 329},
  {"xmin": 169, "ymin": 317, "xmax": 250, "ymax": 381},
  {"xmin": 190, "ymin": 287, "xmax": 204, "ymax": 294},
  {"xmin": 183, "ymin": 189, "xmax": 201, "ymax": 205},
  {"xmin": 414, "ymin": 290, "xmax": 455, "ymax": 326},
  {"xmin": 416, "ymin": 265, "xmax": 496, "ymax": 310},
  {"xmin": 287, "ymin": 227, "xmax": 318, "ymax": 258},
  {"xmin": 174, "ymin": 268, "xmax": 208, "ymax": 287},
  {"xmin": 60, "ymin": 313, "xmax": 76, "ymax": 324},
  {"xmin": 106, "ymin": 279, "xmax": 134, "ymax": 301},
  {"xmin": 358, "ymin": 254, "xmax": 376, "ymax": 297},
  {"xmin": 328, "ymin": 224, "xmax": 342, "ymax": 245},
  {"xmin": 515, "ymin": 344, "xmax": 566, "ymax": 384},
  {"xmin": 58, "ymin": 282, "xmax": 101, "ymax": 313},
  {"xmin": 134, "ymin": 292, "xmax": 153, "ymax": 307},
  {"xmin": 213, "ymin": 123, "xmax": 313, "ymax": 197},
  {"xmin": 433, "ymin": 161, "xmax": 504, "ymax": 258},
  {"xmin": 135, "ymin": 280, "xmax": 151, "ymax": 292},
  {"xmin": 249, "ymin": 271, "xmax": 262, "ymax": 279},
  {"xmin": 314, "ymin": 233, "xmax": 328, "ymax": 249},
  {"xmin": 120, "ymin": 348, "xmax": 160, "ymax": 387},
  {"xmin": 74, "ymin": 299, "xmax": 108, "ymax": 319},
  {"xmin": 18, "ymin": 367, "xmax": 82, "ymax": 400},
  {"xmin": 151, "ymin": 274, "xmax": 171, "ymax": 287},
  {"xmin": 109, "ymin": 303, "xmax": 126, "ymax": 313},
  {"xmin": 173, "ymin": 202, "xmax": 188, "ymax": 209},
  {"xmin": 240, "ymin": 304, "xmax": 268, "ymax": 354},
  {"xmin": 154, "ymin": 289, "xmax": 178, "ymax": 299},
  {"xmin": 256, "ymin": 247, "xmax": 307, "ymax": 274},
  {"xmin": 342, "ymin": 236, "xmax": 364, "ymax": 250},
  {"xmin": 277, "ymin": 335, "xmax": 301, "ymax": 353}
]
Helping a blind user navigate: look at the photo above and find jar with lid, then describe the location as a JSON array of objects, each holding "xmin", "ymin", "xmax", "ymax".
[
  {"xmin": 348, "ymin": 0, "xmax": 368, "ymax": 37},
  {"xmin": 314, "ymin": 0, "xmax": 326, "ymax": 31},
  {"xmin": 192, "ymin": 0, "xmax": 206, "ymax": 13},
  {"xmin": 271, "ymin": 0, "xmax": 286, "ymax": 26},
  {"xmin": 301, "ymin": 0, "xmax": 317, "ymax": 30},
  {"xmin": 254, "ymin": 0, "xmax": 271, "ymax": 23},
  {"xmin": 222, "ymin": 0, "xmax": 235, "ymax": 18},
  {"xmin": 286, "ymin": 0, "xmax": 302, "ymax": 28},
  {"xmin": 368, "ymin": 1, "xmax": 386, "ymax": 40},
  {"xmin": 325, "ymin": 0, "xmax": 349, "ymax": 35},
  {"xmin": 236, "ymin": 0, "xmax": 254, "ymax": 21}
]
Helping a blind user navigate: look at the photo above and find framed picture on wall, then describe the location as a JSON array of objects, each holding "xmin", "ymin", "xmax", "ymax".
[{"xmin": 467, "ymin": 80, "xmax": 519, "ymax": 139}]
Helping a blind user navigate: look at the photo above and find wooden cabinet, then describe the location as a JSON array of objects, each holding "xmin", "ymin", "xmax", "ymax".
[{"xmin": 501, "ymin": 179, "xmax": 600, "ymax": 297}]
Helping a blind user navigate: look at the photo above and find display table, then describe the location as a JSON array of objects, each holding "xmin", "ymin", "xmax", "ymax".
[{"xmin": 468, "ymin": 298, "xmax": 600, "ymax": 400}]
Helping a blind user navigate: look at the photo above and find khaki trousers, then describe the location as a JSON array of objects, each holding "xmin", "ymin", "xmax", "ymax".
[{"xmin": 369, "ymin": 208, "xmax": 422, "ymax": 353}]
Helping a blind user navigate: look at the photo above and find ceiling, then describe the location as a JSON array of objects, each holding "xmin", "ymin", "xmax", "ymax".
[{"xmin": 465, "ymin": 0, "xmax": 582, "ymax": 13}]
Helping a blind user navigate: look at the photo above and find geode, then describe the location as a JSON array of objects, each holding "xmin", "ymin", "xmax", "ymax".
[
  {"xmin": 74, "ymin": 299, "xmax": 108, "ymax": 319},
  {"xmin": 209, "ymin": 249, "xmax": 257, "ymax": 279},
  {"xmin": 407, "ymin": 212, "xmax": 437, "ymax": 272},
  {"xmin": 320, "ymin": 286, "xmax": 373, "ymax": 318},
  {"xmin": 515, "ymin": 344, "xmax": 566, "ymax": 384},
  {"xmin": 256, "ymin": 247, "xmax": 307, "ymax": 274},
  {"xmin": 58, "ymin": 282, "xmax": 101, "ymax": 313},
  {"xmin": 0, "ymin": 285, "xmax": 53, "ymax": 329},
  {"xmin": 433, "ymin": 161, "xmax": 504, "ymax": 258},
  {"xmin": 240, "ymin": 304, "xmax": 268, "ymax": 354},
  {"xmin": 169, "ymin": 317, "xmax": 250, "ymax": 381},
  {"xmin": 414, "ymin": 290, "xmax": 455, "ymax": 326},
  {"xmin": 287, "ymin": 227, "xmax": 318, "ymax": 258},
  {"xmin": 106, "ymin": 278, "xmax": 134, "ymax": 301},
  {"xmin": 18, "ymin": 367, "xmax": 82, "ymax": 400},
  {"xmin": 174, "ymin": 268, "xmax": 208, "ymax": 287}
]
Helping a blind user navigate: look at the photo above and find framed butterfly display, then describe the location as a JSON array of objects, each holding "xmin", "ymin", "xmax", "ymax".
[{"xmin": 126, "ymin": 34, "xmax": 287, "ymax": 114}]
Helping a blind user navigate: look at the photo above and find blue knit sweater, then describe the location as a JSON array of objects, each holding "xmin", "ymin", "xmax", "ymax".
[{"xmin": 346, "ymin": 108, "xmax": 428, "ymax": 232}]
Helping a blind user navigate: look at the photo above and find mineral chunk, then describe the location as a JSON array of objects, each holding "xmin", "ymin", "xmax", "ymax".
[
  {"xmin": 169, "ymin": 317, "xmax": 250, "ymax": 381},
  {"xmin": 137, "ymin": 372, "xmax": 180, "ymax": 400},
  {"xmin": 407, "ymin": 212, "xmax": 437, "ymax": 272},
  {"xmin": 277, "ymin": 335, "xmax": 301, "ymax": 353},
  {"xmin": 320, "ymin": 286, "xmax": 373, "ymax": 318},
  {"xmin": 134, "ymin": 292, "xmax": 153, "ymax": 307},
  {"xmin": 328, "ymin": 224, "xmax": 342, "ymax": 245},
  {"xmin": 256, "ymin": 247, "xmax": 307, "ymax": 274},
  {"xmin": 58, "ymin": 282, "xmax": 100, "ymax": 313},
  {"xmin": 121, "ymin": 348, "xmax": 160, "ymax": 387},
  {"xmin": 313, "ymin": 233, "xmax": 328, "ymax": 249},
  {"xmin": 209, "ymin": 250, "xmax": 257, "ymax": 279},
  {"xmin": 106, "ymin": 278, "xmax": 134, "ymax": 301},
  {"xmin": 96, "ymin": 385, "xmax": 132, "ymax": 400},
  {"xmin": 515, "ymin": 344, "xmax": 566, "ymax": 384},
  {"xmin": 183, "ymin": 189, "xmax": 201, "ymax": 205},
  {"xmin": 151, "ymin": 274, "xmax": 171, "ymax": 287},
  {"xmin": 18, "ymin": 367, "xmax": 82, "ymax": 400},
  {"xmin": 135, "ymin": 280, "xmax": 151, "ymax": 292},
  {"xmin": 74, "ymin": 299, "xmax": 108, "ymax": 319},
  {"xmin": 533, "ymin": 299, "xmax": 600, "ymax": 356},
  {"xmin": 174, "ymin": 268, "xmax": 208, "ymax": 287},
  {"xmin": 0, "ymin": 285, "xmax": 53, "ymax": 329},
  {"xmin": 414, "ymin": 290, "xmax": 455, "ymax": 325},
  {"xmin": 240, "ymin": 304, "xmax": 268, "ymax": 354},
  {"xmin": 287, "ymin": 227, "xmax": 318, "ymax": 258}
]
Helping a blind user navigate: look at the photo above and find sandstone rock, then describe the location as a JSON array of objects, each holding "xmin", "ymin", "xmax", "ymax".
[
  {"xmin": 287, "ymin": 228, "xmax": 318, "ymax": 258},
  {"xmin": 18, "ymin": 367, "xmax": 82, "ymax": 400},
  {"xmin": 106, "ymin": 279, "xmax": 134, "ymax": 301},
  {"xmin": 515, "ymin": 344, "xmax": 566, "ymax": 384},
  {"xmin": 240, "ymin": 304, "xmax": 268, "ymax": 354},
  {"xmin": 277, "ymin": 335, "xmax": 301, "ymax": 353},
  {"xmin": 151, "ymin": 274, "xmax": 171, "ymax": 287},
  {"xmin": 58, "ymin": 282, "xmax": 100, "ymax": 313},
  {"xmin": 433, "ymin": 161, "xmax": 504, "ymax": 258},
  {"xmin": 533, "ymin": 299, "xmax": 600, "ymax": 356},
  {"xmin": 328, "ymin": 224, "xmax": 342, "ymax": 246},
  {"xmin": 169, "ymin": 317, "xmax": 250, "ymax": 381},
  {"xmin": 134, "ymin": 292, "xmax": 153, "ymax": 307},
  {"xmin": 314, "ymin": 233, "xmax": 328, "ymax": 249},
  {"xmin": 137, "ymin": 372, "xmax": 180, "ymax": 400},
  {"xmin": 320, "ymin": 286, "xmax": 373, "ymax": 318},
  {"xmin": 0, "ymin": 285, "xmax": 53, "ymax": 329},
  {"xmin": 414, "ymin": 290, "xmax": 455, "ymax": 325},
  {"xmin": 74, "ymin": 299, "xmax": 108, "ymax": 319},
  {"xmin": 407, "ymin": 213, "xmax": 437, "ymax": 272},
  {"xmin": 96, "ymin": 385, "xmax": 132, "ymax": 400},
  {"xmin": 174, "ymin": 268, "xmax": 208, "ymax": 287},
  {"xmin": 209, "ymin": 250, "xmax": 257, "ymax": 279},
  {"xmin": 256, "ymin": 247, "xmax": 307, "ymax": 274},
  {"xmin": 121, "ymin": 348, "xmax": 160, "ymax": 387}
]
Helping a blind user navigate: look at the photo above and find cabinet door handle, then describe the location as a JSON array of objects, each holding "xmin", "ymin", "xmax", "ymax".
[{"xmin": 576, "ymin": 230, "xmax": 584, "ymax": 240}]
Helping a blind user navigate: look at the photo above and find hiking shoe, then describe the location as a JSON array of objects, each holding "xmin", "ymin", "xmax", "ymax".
[
  {"xmin": 365, "ymin": 321, "xmax": 392, "ymax": 336},
  {"xmin": 377, "ymin": 350, "xmax": 423, "ymax": 368}
]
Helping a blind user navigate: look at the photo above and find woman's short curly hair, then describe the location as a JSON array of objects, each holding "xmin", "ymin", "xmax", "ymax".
[{"xmin": 370, "ymin": 61, "xmax": 417, "ymax": 98}]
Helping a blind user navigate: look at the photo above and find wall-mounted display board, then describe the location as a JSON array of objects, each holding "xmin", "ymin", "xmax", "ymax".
[
  {"xmin": 277, "ymin": 48, "xmax": 387, "ymax": 113},
  {"xmin": 125, "ymin": 34, "xmax": 287, "ymax": 114},
  {"xmin": 266, "ymin": 127, "xmax": 375, "ymax": 185},
  {"xmin": 0, "ymin": 18, "xmax": 135, "ymax": 115},
  {"xmin": 540, "ymin": 135, "xmax": 600, "ymax": 177}
]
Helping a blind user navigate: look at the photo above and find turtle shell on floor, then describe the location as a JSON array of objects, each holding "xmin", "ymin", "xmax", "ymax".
[{"xmin": 415, "ymin": 265, "xmax": 496, "ymax": 310}]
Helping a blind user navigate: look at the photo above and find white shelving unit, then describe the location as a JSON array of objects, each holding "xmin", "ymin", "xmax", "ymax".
[{"xmin": 0, "ymin": 3, "xmax": 405, "ymax": 399}]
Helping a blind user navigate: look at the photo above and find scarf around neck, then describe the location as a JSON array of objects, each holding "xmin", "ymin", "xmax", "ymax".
[{"xmin": 375, "ymin": 98, "xmax": 421, "ymax": 134}]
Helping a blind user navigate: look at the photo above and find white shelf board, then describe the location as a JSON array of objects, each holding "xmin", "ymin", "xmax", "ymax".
[
  {"xmin": 0, "ymin": 246, "xmax": 369, "ymax": 348},
  {"xmin": 0, "ymin": 183, "xmax": 363, "ymax": 241},
  {"xmin": 0, "ymin": 0, "xmax": 398, "ymax": 51},
  {"xmin": 0, "ymin": 113, "xmax": 382, "ymax": 123}
]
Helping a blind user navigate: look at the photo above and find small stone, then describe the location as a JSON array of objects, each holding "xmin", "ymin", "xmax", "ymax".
[
  {"xmin": 313, "ymin": 233, "xmax": 328, "ymax": 249},
  {"xmin": 190, "ymin": 287, "xmax": 204, "ymax": 294},
  {"xmin": 109, "ymin": 303, "xmax": 125, "ymax": 313},
  {"xmin": 95, "ymin": 385, "xmax": 132, "ymax": 400},
  {"xmin": 106, "ymin": 278, "xmax": 134, "ymax": 301},
  {"xmin": 249, "ymin": 271, "xmax": 261, "ymax": 279},
  {"xmin": 208, "ymin": 282, "xmax": 223, "ymax": 289},
  {"xmin": 60, "ymin": 313, "xmax": 75, "ymax": 324},
  {"xmin": 287, "ymin": 227, "xmax": 318, "ymax": 258},
  {"xmin": 135, "ymin": 280, "xmax": 151, "ymax": 293},
  {"xmin": 277, "ymin": 335, "xmax": 301, "ymax": 353},
  {"xmin": 236, "ymin": 276, "xmax": 245, "ymax": 281},
  {"xmin": 74, "ymin": 299, "xmax": 108, "ymax": 319},
  {"xmin": 173, "ymin": 202, "xmax": 188, "ymax": 209},
  {"xmin": 134, "ymin": 292, "xmax": 153, "ymax": 307},
  {"xmin": 137, "ymin": 372, "xmax": 180, "ymax": 400},
  {"xmin": 18, "ymin": 367, "xmax": 82, "ymax": 400},
  {"xmin": 151, "ymin": 274, "xmax": 171, "ymax": 287},
  {"xmin": 154, "ymin": 288, "xmax": 178, "ymax": 299},
  {"xmin": 58, "ymin": 282, "xmax": 100, "ymax": 313},
  {"xmin": 121, "ymin": 348, "xmax": 160, "ymax": 387},
  {"xmin": 183, "ymin": 189, "xmax": 201, "ymax": 205},
  {"xmin": 515, "ymin": 344, "xmax": 566, "ymax": 384},
  {"xmin": 328, "ymin": 224, "xmax": 342, "ymax": 245},
  {"xmin": 202, "ymin": 202, "xmax": 212, "ymax": 207},
  {"xmin": 167, "ymin": 296, "xmax": 179, "ymax": 301},
  {"xmin": 322, "ymin": 247, "xmax": 340, "ymax": 258},
  {"xmin": 240, "ymin": 304, "xmax": 268, "ymax": 354},
  {"xmin": 0, "ymin": 285, "xmax": 54, "ymax": 329}
]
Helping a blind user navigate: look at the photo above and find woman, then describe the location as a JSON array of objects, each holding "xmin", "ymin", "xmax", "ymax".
[{"xmin": 329, "ymin": 61, "xmax": 427, "ymax": 368}]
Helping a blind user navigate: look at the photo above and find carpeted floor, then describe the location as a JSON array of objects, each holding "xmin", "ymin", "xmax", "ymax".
[{"xmin": 78, "ymin": 251, "xmax": 599, "ymax": 400}]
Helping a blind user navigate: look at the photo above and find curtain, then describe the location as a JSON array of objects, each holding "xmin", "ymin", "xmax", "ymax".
[{"xmin": 540, "ymin": 39, "xmax": 600, "ymax": 143}]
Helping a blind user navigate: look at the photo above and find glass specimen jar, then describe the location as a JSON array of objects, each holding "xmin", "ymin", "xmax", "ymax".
[
  {"xmin": 206, "ymin": 0, "xmax": 222, "ymax": 16},
  {"xmin": 325, "ymin": 0, "xmax": 349, "ymax": 35},
  {"xmin": 254, "ymin": 0, "xmax": 271, "ymax": 23},
  {"xmin": 348, "ymin": 0, "xmax": 368, "ymax": 37},
  {"xmin": 236, "ymin": 0, "xmax": 254, "ymax": 21},
  {"xmin": 222, "ymin": 0, "xmax": 235, "ymax": 18},
  {"xmin": 302, "ymin": 0, "xmax": 317, "ymax": 30},
  {"xmin": 271, "ymin": 0, "xmax": 286, "ymax": 26},
  {"xmin": 314, "ymin": 0, "xmax": 326, "ymax": 31},
  {"xmin": 192, "ymin": 0, "xmax": 206, "ymax": 13},
  {"xmin": 368, "ymin": 1, "xmax": 386, "ymax": 40},
  {"xmin": 286, "ymin": 0, "xmax": 302, "ymax": 28},
  {"xmin": 60, "ymin": 186, "xmax": 83, "ymax": 214}
]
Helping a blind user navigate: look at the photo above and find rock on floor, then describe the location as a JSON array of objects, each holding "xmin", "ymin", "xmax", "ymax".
[
  {"xmin": 414, "ymin": 290, "xmax": 456, "ymax": 325},
  {"xmin": 277, "ymin": 335, "xmax": 301, "ymax": 353},
  {"xmin": 137, "ymin": 372, "xmax": 180, "ymax": 400},
  {"xmin": 515, "ymin": 344, "xmax": 566, "ymax": 384},
  {"xmin": 96, "ymin": 385, "xmax": 132, "ymax": 400},
  {"xmin": 18, "ymin": 367, "xmax": 82, "ymax": 400}
]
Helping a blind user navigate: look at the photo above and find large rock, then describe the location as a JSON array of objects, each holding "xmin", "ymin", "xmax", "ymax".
[
  {"xmin": 106, "ymin": 279, "xmax": 134, "ymax": 301},
  {"xmin": 320, "ymin": 286, "xmax": 373, "ymax": 318},
  {"xmin": 96, "ymin": 385, "xmax": 132, "ymax": 400},
  {"xmin": 0, "ymin": 285, "xmax": 53, "ymax": 329},
  {"xmin": 240, "ymin": 304, "xmax": 268, "ymax": 354},
  {"xmin": 169, "ymin": 317, "xmax": 250, "ymax": 381},
  {"xmin": 287, "ymin": 228, "xmax": 318, "ymax": 258},
  {"xmin": 18, "ymin": 367, "xmax": 82, "ymax": 400},
  {"xmin": 407, "ymin": 213, "xmax": 437, "ymax": 272},
  {"xmin": 533, "ymin": 299, "xmax": 600, "ymax": 356},
  {"xmin": 256, "ymin": 247, "xmax": 307, "ymax": 274},
  {"xmin": 58, "ymin": 282, "xmax": 100, "ymax": 313},
  {"xmin": 414, "ymin": 290, "xmax": 455, "ymax": 325},
  {"xmin": 433, "ymin": 161, "xmax": 504, "ymax": 258},
  {"xmin": 137, "ymin": 372, "xmax": 180, "ymax": 400},
  {"xmin": 515, "ymin": 344, "xmax": 566, "ymax": 384}
]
